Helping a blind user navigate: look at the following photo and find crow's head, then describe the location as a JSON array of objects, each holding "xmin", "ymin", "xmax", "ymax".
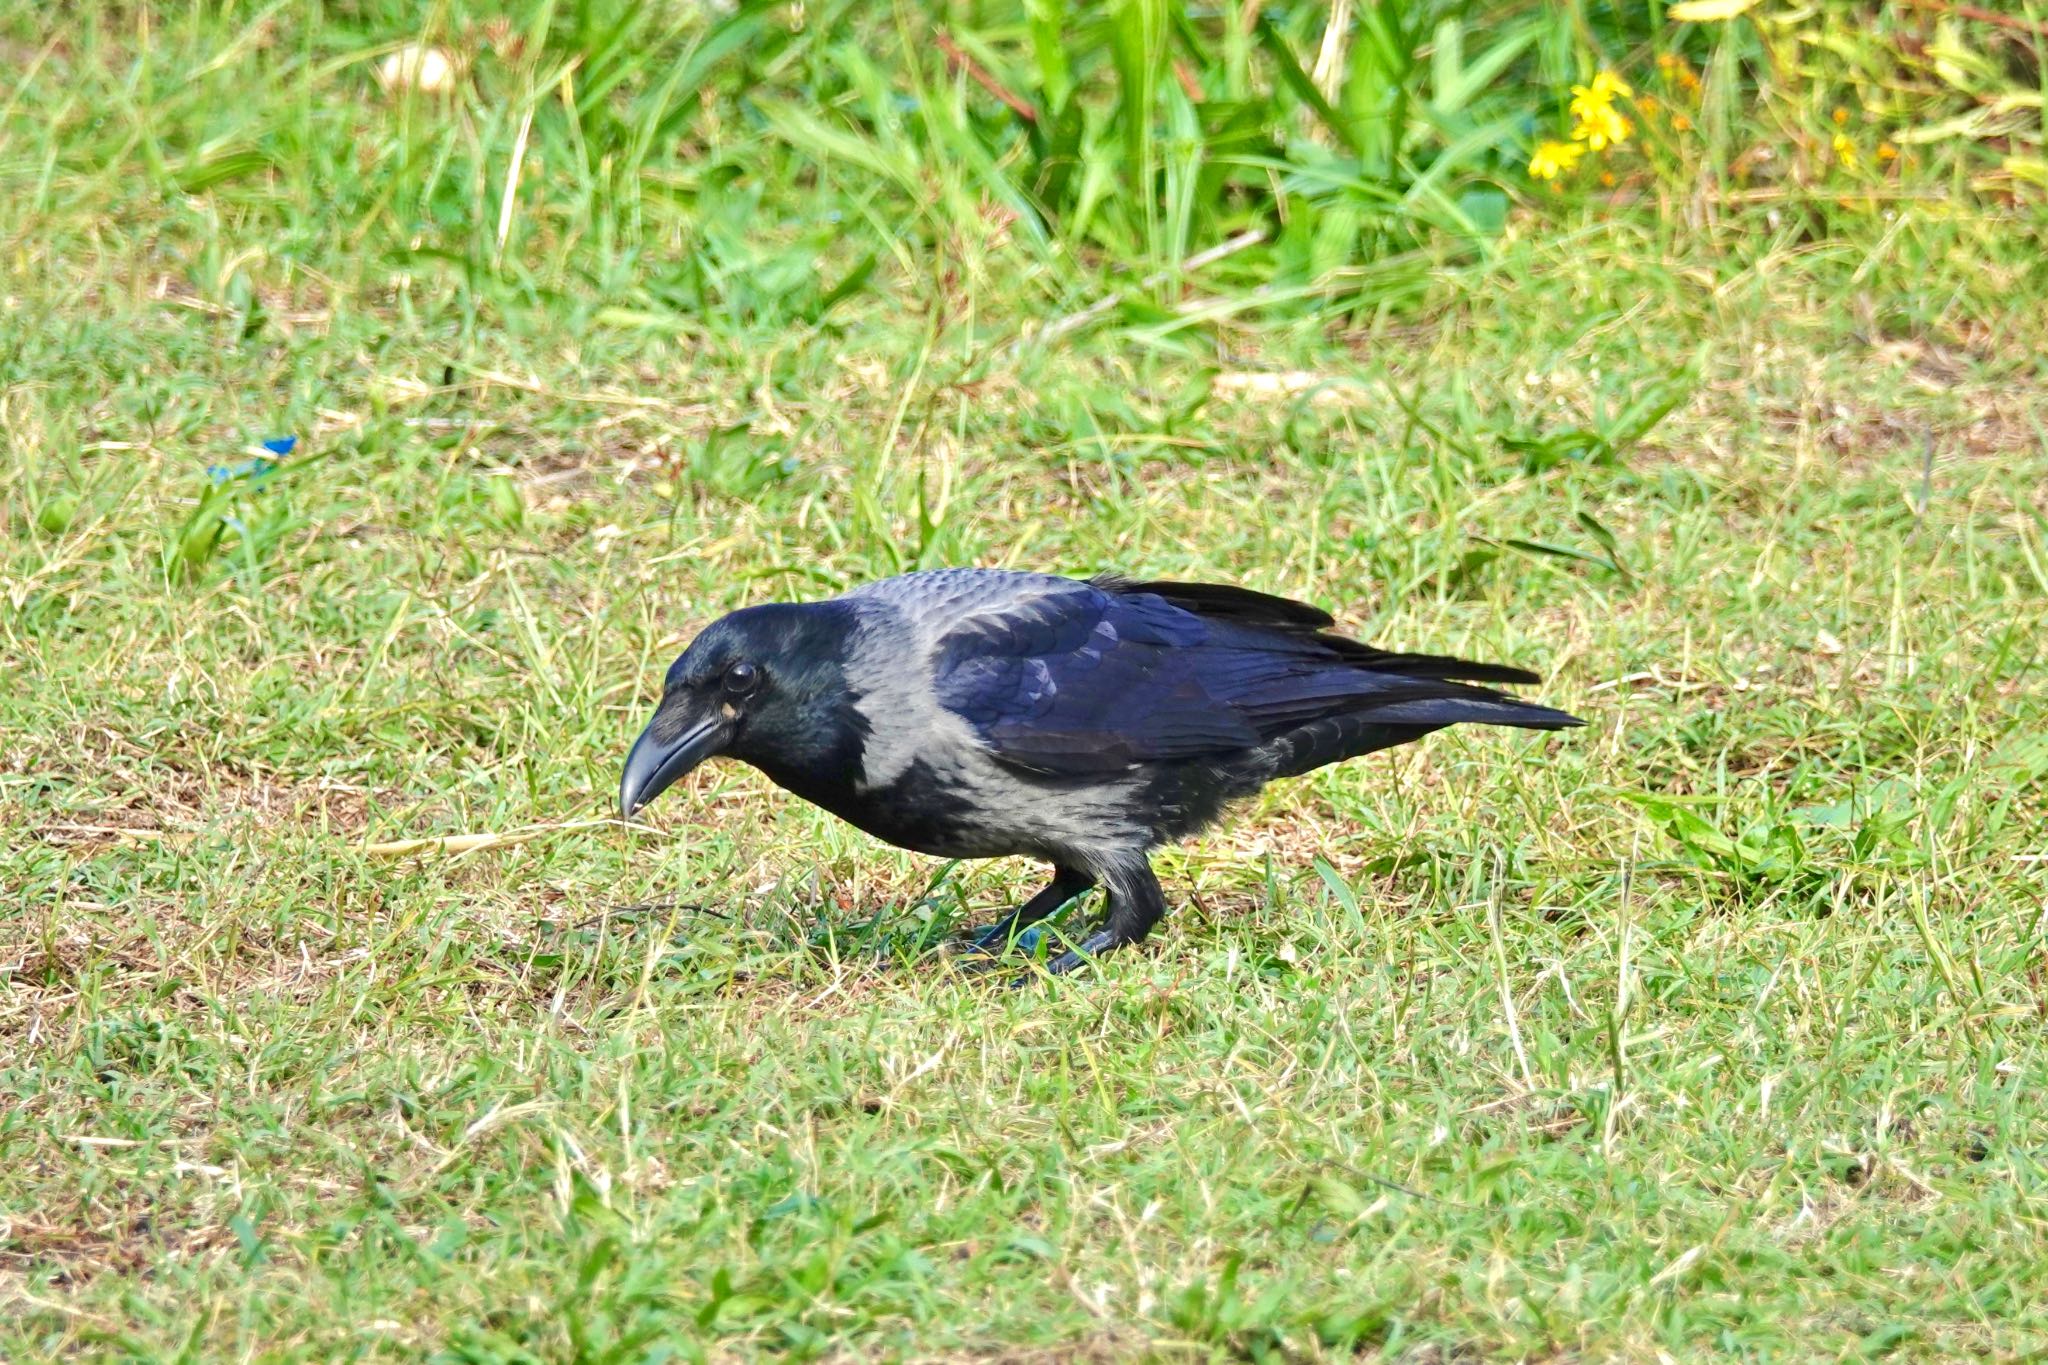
[{"xmin": 619, "ymin": 601, "xmax": 865, "ymax": 819}]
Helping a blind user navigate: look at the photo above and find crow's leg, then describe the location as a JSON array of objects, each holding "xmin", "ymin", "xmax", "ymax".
[
  {"xmin": 1042, "ymin": 860, "xmax": 1166, "ymax": 976},
  {"xmin": 964, "ymin": 866, "xmax": 1095, "ymax": 956}
]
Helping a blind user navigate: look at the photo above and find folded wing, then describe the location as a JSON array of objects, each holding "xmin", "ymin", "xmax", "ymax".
[{"xmin": 932, "ymin": 578, "xmax": 1578, "ymax": 778}]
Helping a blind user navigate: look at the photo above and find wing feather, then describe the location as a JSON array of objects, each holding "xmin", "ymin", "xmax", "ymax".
[{"xmin": 931, "ymin": 579, "xmax": 1572, "ymax": 777}]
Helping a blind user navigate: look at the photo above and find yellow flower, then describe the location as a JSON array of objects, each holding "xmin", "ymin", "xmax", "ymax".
[
  {"xmin": 1528, "ymin": 139, "xmax": 1586, "ymax": 180},
  {"xmin": 1578, "ymin": 107, "xmax": 1634, "ymax": 151},
  {"xmin": 1570, "ymin": 72, "xmax": 1633, "ymax": 121},
  {"xmin": 1832, "ymin": 132, "xmax": 1856, "ymax": 168},
  {"xmin": 1668, "ymin": 0, "xmax": 1759, "ymax": 18},
  {"xmin": 1570, "ymin": 72, "xmax": 1635, "ymax": 150},
  {"xmin": 1877, "ymin": 141, "xmax": 1899, "ymax": 161}
]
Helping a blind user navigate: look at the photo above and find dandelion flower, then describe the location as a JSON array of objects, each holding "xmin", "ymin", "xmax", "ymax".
[
  {"xmin": 1570, "ymin": 72, "xmax": 1635, "ymax": 151},
  {"xmin": 1569, "ymin": 72, "xmax": 1633, "ymax": 121},
  {"xmin": 1832, "ymin": 132, "xmax": 1856, "ymax": 168},
  {"xmin": 1578, "ymin": 108, "xmax": 1634, "ymax": 151},
  {"xmin": 1528, "ymin": 139, "xmax": 1586, "ymax": 180},
  {"xmin": 1668, "ymin": 0, "xmax": 1759, "ymax": 18}
]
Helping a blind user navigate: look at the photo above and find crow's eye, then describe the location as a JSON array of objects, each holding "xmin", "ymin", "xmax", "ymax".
[{"xmin": 722, "ymin": 661, "xmax": 760, "ymax": 697}]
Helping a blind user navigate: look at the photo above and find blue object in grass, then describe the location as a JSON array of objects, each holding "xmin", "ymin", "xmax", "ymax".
[
  {"xmin": 206, "ymin": 458, "xmax": 275, "ymax": 487},
  {"xmin": 205, "ymin": 436, "xmax": 296, "ymax": 490}
]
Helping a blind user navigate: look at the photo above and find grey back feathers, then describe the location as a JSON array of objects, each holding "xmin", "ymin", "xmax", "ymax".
[{"xmin": 840, "ymin": 572, "xmax": 1152, "ymax": 873}]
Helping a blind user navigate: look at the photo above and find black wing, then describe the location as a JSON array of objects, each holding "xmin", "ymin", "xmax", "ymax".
[
  {"xmin": 932, "ymin": 578, "xmax": 1574, "ymax": 778},
  {"xmin": 1097, "ymin": 574, "xmax": 1541, "ymax": 685}
]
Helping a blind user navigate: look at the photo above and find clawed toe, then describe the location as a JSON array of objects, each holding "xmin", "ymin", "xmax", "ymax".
[
  {"xmin": 966, "ymin": 921, "xmax": 1043, "ymax": 957},
  {"xmin": 950, "ymin": 924, "xmax": 1047, "ymax": 976},
  {"xmin": 1037, "ymin": 928, "xmax": 1124, "ymax": 977},
  {"xmin": 951, "ymin": 950, "xmax": 1011, "ymax": 977},
  {"xmin": 984, "ymin": 924, "xmax": 1048, "ymax": 956},
  {"xmin": 949, "ymin": 868, "xmax": 1151, "ymax": 982}
]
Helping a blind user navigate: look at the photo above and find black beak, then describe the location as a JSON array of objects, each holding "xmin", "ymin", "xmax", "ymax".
[{"xmin": 619, "ymin": 710, "xmax": 731, "ymax": 819}]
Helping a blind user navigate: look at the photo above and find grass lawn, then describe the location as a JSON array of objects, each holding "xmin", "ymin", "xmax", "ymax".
[{"xmin": 5, "ymin": 3, "xmax": 2048, "ymax": 1360}]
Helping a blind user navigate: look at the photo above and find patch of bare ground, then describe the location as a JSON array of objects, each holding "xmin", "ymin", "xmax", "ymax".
[
  {"xmin": 1635, "ymin": 333, "xmax": 2046, "ymax": 481},
  {"xmin": 3, "ymin": 912, "xmax": 308, "ymax": 1051},
  {"xmin": 879, "ymin": 1332, "xmax": 1159, "ymax": 1363},
  {"xmin": 147, "ymin": 272, "xmax": 333, "ymax": 335},
  {"xmin": 13, "ymin": 722, "xmax": 393, "ymax": 849},
  {"xmin": 21, "ymin": 773, "xmax": 384, "ymax": 852},
  {"xmin": 0, "ymin": 1214, "xmax": 233, "ymax": 1289}
]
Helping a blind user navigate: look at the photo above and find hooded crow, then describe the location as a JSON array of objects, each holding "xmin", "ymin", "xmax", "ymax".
[{"xmin": 620, "ymin": 569, "xmax": 1581, "ymax": 974}]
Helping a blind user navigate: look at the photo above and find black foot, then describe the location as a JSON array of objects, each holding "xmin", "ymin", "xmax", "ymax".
[
  {"xmin": 953, "ymin": 868, "xmax": 1094, "ymax": 962},
  {"xmin": 992, "ymin": 928, "xmax": 1129, "ymax": 986},
  {"xmin": 966, "ymin": 918, "xmax": 1029, "ymax": 956},
  {"xmin": 1040, "ymin": 928, "xmax": 1125, "ymax": 977},
  {"xmin": 951, "ymin": 859, "xmax": 1166, "ymax": 984},
  {"xmin": 955, "ymin": 925, "xmax": 1056, "ymax": 978},
  {"xmin": 952, "ymin": 943, "xmax": 1021, "ymax": 976},
  {"xmin": 1018, "ymin": 862, "xmax": 1168, "ymax": 979}
]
